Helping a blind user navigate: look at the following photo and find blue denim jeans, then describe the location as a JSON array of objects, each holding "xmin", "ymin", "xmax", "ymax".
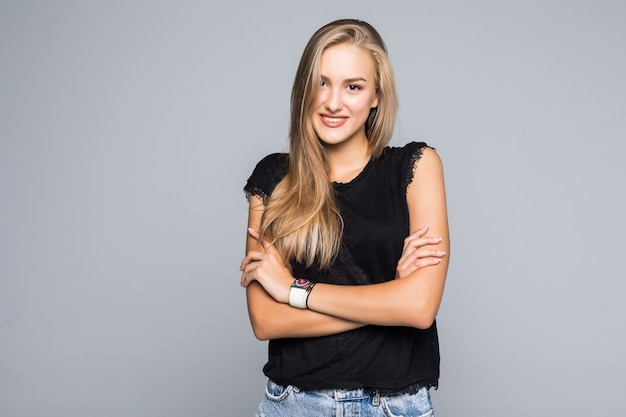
[{"xmin": 256, "ymin": 379, "xmax": 434, "ymax": 417}]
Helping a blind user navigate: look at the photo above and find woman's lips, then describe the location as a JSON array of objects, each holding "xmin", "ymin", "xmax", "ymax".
[{"xmin": 320, "ymin": 115, "xmax": 348, "ymax": 128}]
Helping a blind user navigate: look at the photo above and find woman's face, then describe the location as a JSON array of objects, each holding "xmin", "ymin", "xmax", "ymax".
[{"xmin": 311, "ymin": 43, "xmax": 379, "ymax": 148}]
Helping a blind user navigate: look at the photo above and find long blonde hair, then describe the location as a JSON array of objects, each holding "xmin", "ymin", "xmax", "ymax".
[{"xmin": 259, "ymin": 19, "xmax": 398, "ymax": 269}]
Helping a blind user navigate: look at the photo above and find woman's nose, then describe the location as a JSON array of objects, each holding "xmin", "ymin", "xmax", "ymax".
[{"xmin": 324, "ymin": 88, "xmax": 343, "ymax": 113}]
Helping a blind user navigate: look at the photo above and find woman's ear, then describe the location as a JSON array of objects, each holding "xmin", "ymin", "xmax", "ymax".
[{"xmin": 371, "ymin": 94, "xmax": 379, "ymax": 109}]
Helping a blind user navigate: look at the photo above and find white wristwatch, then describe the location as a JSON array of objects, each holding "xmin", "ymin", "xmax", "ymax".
[{"xmin": 289, "ymin": 278, "xmax": 315, "ymax": 309}]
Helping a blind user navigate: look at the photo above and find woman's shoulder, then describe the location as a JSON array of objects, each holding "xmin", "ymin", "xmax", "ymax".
[
  {"xmin": 383, "ymin": 141, "xmax": 431, "ymax": 158},
  {"xmin": 252, "ymin": 152, "xmax": 289, "ymax": 174},
  {"xmin": 379, "ymin": 141, "xmax": 437, "ymax": 190},
  {"xmin": 257, "ymin": 151, "xmax": 289, "ymax": 164},
  {"xmin": 244, "ymin": 152, "xmax": 289, "ymax": 201},
  {"xmin": 379, "ymin": 141, "xmax": 433, "ymax": 169}
]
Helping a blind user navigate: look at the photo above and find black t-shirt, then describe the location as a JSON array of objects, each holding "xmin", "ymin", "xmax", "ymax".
[{"xmin": 244, "ymin": 141, "xmax": 440, "ymax": 392}]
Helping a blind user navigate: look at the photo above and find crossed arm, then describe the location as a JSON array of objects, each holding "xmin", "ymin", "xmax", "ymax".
[{"xmin": 241, "ymin": 148, "xmax": 449, "ymax": 340}]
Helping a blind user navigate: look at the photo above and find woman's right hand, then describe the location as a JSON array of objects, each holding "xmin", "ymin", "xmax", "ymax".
[{"xmin": 395, "ymin": 225, "xmax": 446, "ymax": 279}]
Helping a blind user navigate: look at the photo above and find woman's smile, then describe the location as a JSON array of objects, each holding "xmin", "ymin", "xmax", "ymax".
[{"xmin": 319, "ymin": 114, "xmax": 348, "ymax": 128}]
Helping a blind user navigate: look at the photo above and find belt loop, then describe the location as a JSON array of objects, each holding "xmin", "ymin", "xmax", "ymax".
[{"xmin": 372, "ymin": 392, "xmax": 380, "ymax": 406}]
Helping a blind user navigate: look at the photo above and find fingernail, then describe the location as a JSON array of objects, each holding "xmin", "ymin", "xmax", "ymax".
[{"xmin": 433, "ymin": 237, "xmax": 442, "ymax": 242}]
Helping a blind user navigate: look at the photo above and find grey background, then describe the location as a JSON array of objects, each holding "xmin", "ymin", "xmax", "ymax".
[{"xmin": 1, "ymin": 1, "xmax": 624, "ymax": 416}]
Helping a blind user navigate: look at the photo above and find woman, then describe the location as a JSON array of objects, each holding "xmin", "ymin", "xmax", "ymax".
[{"xmin": 241, "ymin": 18, "xmax": 449, "ymax": 417}]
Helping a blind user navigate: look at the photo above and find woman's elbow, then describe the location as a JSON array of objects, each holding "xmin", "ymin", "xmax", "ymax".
[
  {"xmin": 249, "ymin": 313, "xmax": 273, "ymax": 341},
  {"xmin": 410, "ymin": 314, "xmax": 436, "ymax": 330},
  {"xmin": 404, "ymin": 301, "xmax": 438, "ymax": 330},
  {"xmin": 246, "ymin": 284, "xmax": 279, "ymax": 341},
  {"xmin": 252, "ymin": 327, "xmax": 270, "ymax": 341}
]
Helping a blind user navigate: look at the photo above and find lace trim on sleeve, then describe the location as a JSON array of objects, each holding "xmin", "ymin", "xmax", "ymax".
[
  {"xmin": 404, "ymin": 144, "xmax": 426, "ymax": 191},
  {"xmin": 244, "ymin": 183, "xmax": 269, "ymax": 202}
]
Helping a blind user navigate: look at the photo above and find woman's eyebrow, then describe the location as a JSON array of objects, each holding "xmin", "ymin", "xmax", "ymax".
[
  {"xmin": 345, "ymin": 77, "xmax": 368, "ymax": 83},
  {"xmin": 320, "ymin": 75, "xmax": 369, "ymax": 83}
]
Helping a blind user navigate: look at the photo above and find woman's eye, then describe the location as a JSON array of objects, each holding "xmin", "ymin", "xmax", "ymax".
[
  {"xmin": 320, "ymin": 80, "xmax": 328, "ymax": 87},
  {"xmin": 347, "ymin": 84, "xmax": 361, "ymax": 91}
]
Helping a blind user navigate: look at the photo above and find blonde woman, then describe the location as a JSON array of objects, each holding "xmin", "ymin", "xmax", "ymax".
[{"xmin": 241, "ymin": 19, "xmax": 449, "ymax": 417}]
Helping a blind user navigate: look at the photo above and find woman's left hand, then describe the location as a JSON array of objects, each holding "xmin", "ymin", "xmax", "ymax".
[
  {"xmin": 395, "ymin": 225, "xmax": 446, "ymax": 279},
  {"xmin": 240, "ymin": 228, "xmax": 294, "ymax": 304}
]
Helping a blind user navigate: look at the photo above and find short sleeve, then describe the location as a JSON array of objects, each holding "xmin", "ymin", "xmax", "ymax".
[
  {"xmin": 243, "ymin": 153, "xmax": 289, "ymax": 201},
  {"xmin": 400, "ymin": 142, "xmax": 432, "ymax": 191}
]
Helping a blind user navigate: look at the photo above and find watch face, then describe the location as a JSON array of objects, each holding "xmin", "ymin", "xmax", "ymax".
[{"xmin": 293, "ymin": 278, "xmax": 311, "ymax": 288}]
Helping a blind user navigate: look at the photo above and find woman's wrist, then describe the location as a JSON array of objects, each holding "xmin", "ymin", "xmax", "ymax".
[{"xmin": 288, "ymin": 278, "xmax": 316, "ymax": 309}]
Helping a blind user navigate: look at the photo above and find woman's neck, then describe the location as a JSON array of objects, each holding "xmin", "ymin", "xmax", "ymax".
[{"xmin": 325, "ymin": 139, "xmax": 371, "ymax": 183}]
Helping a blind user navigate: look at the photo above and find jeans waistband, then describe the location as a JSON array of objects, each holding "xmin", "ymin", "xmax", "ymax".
[
  {"xmin": 312, "ymin": 387, "xmax": 372, "ymax": 401},
  {"xmin": 289, "ymin": 382, "xmax": 426, "ymax": 399}
]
